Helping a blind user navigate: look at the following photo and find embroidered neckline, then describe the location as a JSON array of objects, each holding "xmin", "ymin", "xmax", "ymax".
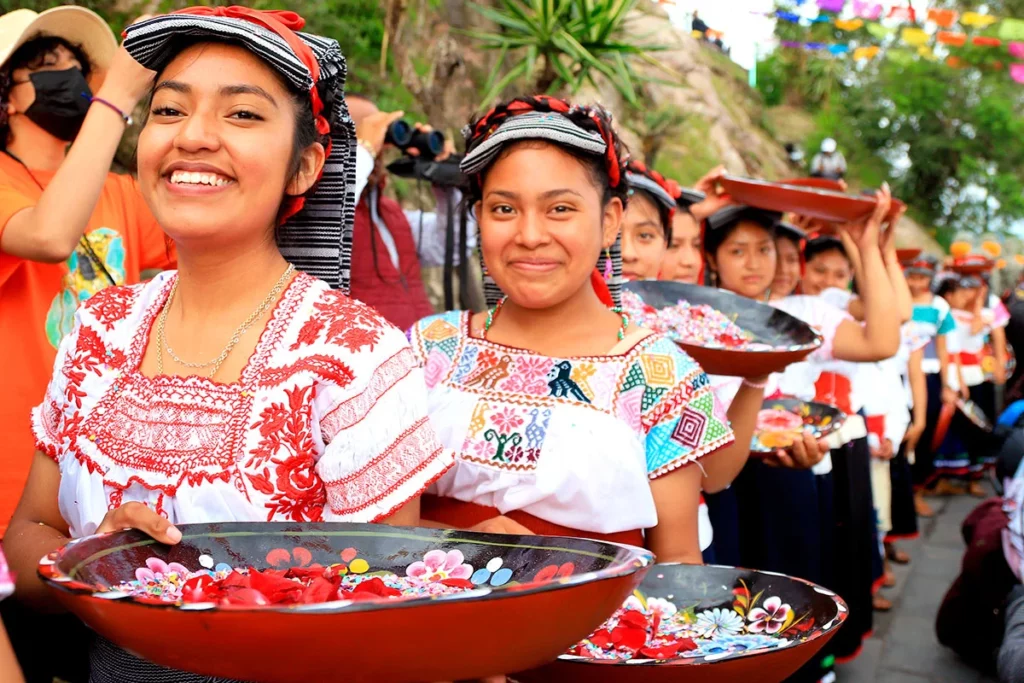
[
  {"xmin": 457, "ymin": 311, "xmax": 657, "ymax": 362},
  {"xmin": 125, "ymin": 271, "xmax": 314, "ymax": 389}
]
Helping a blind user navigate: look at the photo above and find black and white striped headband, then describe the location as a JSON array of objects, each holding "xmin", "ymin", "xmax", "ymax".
[
  {"xmin": 460, "ymin": 110, "xmax": 607, "ymax": 177},
  {"xmin": 123, "ymin": 13, "xmax": 357, "ymax": 293},
  {"xmin": 626, "ymin": 171, "xmax": 676, "ymax": 210},
  {"xmin": 677, "ymin": 187, "xmax": 706, "ymax": 208}
]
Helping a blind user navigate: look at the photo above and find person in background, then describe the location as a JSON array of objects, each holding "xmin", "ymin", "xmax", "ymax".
[
  {"xmin": 660, "ymin": 187, "xmax": 705, "ymax": 284},
  {"xmin": 810, "ymin": 137, "xmax": 847, "ymax": 180},
  {"xmin": 691, "ymin": 10, "xmax": 709, "ymax": 38},
  {"xmin": 621, "ymin": 161, "xmax": 677, "ymax": 281},
  {"xmin": 0, "ymin": 8, "xmax": 175, "ymax": 532},
  {"xmin": 345, "ymin": 93, "xmax": 435, "ymax": 330},
  {"xmin": 770, "ymin": 219, "xmax": 804, "ymax": 300}
]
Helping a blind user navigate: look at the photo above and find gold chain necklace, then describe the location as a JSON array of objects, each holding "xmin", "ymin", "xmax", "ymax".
[{"xmin": 156, "ymin": 264, "xmax": 295, "ymax": 378}]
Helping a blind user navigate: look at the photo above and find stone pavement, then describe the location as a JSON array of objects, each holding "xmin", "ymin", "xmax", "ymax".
[{"xmin": 835, "ymin": 489, "xmax": 1000, "ymax": 683}]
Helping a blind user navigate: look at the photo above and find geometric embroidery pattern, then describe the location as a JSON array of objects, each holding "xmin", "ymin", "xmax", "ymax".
[
  {"xmin": 641, "ymin": 353, "xmax": 675, "ymax": 388},
  {"xmin": 671, "ymin": 406, "xmax": 708, "ymax": 448}
]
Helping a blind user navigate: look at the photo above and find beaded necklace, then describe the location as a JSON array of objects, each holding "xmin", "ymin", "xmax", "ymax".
[{"xmin": 483, "ymin": 296, "xmax": 631, "ymax": 341}]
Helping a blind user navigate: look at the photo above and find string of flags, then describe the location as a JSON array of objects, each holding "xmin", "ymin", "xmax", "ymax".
[{"xmin": 764, "ymin": 1, "xmax": 1024, "ymax": 82}]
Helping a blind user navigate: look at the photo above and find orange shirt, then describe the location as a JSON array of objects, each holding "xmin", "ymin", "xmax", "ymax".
[{"xmin": 0, "ymin": 152, "xmax": 174, "ymax": 536}]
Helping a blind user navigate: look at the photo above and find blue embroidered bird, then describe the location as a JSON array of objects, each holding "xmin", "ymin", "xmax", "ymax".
[{"xmin": 547, "ymin": 361, "xmax": 590, "ymax": 403}]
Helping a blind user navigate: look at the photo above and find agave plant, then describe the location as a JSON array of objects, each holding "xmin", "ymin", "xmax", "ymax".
[{"xmin": 464, "ymin": 0, "xmax": 671, "ymax": 108}]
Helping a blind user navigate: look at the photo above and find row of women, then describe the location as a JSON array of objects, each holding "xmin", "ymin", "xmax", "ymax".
[{"xmin": 0, "ymin": 5, "xmax": 994, "ymax": 683}]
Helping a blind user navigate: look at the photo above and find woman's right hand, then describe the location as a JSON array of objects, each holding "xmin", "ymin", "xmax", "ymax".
[
  {"xmin": 95, "ymin": 46, "xmax": 157, "ymax": 115},
  {"xmin": 469, "ymin": 516, "xmax": 535, "ymax": 535},
  {"xmin": 356, "ymin": 110, "xmax": 405, "ymax": 159},
  {"xmin": 95, "ymin": 502, "xmax": 182, "ymax": 545}
]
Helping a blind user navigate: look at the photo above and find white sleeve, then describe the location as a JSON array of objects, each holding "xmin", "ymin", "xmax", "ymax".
[
  {"xmin": 314, "ymin": 325, "xmax": 454, "ymax": 522},
  {"xmin": 353, "ymin": 144, "xmax": 374, "ymax": 202}
]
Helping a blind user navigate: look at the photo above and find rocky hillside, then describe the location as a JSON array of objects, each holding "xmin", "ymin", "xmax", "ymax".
[{"xmin": 589, "ymin": 7, "xmax": 943, "ymax": 255}]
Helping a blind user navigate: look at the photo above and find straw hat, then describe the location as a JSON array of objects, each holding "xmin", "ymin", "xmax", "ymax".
[{"xmin": 0, "ymin": 7, "xmax": 117, "ymax": 91}]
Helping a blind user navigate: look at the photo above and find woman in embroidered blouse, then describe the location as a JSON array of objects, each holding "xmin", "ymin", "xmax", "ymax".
[
  {"xmin": 407, "ymin": 96, "xmax": 762, "ymax": 564},
  {"xmin": 5, "ymin": 8, "xmax": 452, "ymax": 622}
]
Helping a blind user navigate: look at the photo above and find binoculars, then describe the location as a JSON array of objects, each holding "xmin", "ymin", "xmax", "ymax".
[{"xmin": 384, "ymin": 120, "xmax": 446, "ymax": 160}]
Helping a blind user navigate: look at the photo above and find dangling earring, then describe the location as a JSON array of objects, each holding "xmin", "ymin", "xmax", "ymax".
[
  {"xmin": 603, "ymin": 248, "xmax": 613, "ymax": 281},
  {"xmin": 710, "ymin": 270, "xmax": 718, "ymax": 287}
]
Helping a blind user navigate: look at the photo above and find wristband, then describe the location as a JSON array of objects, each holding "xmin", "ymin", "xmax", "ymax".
[
  {"xmin": 90, "ymin": 97, "xmax": 133, "ymax": 127},
  {"xmin": 742, "ymin": 377, "xmax": 768, "ymax": 390}
]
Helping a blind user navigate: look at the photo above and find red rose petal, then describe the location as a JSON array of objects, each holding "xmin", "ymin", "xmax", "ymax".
[
  {"xmin": 352, "ymin": 577, "xmax": 402, "ymax": 598},
  {"xmin": 265, "ymin": 549, "xmax": 291, "ymax": 568},
  {"xmin": 439, "ymin": 578, "xmax": 474, "ymax": 589},
  {"xmin": 300, "ymin": 577, "xmax": 338, "ymax": 604},
  {"xmin": 220, "ymin": 588, "xmax": 270, "ymax": 606},
  {"xmin": 639, "ymin": 643, "xmax": 684, "ymax": 659},
  {"xmin": 285, "ymin": 565, "xmax": 326, "ymax": 581},
  {"xmin": 249, "ymin": 569, "xmax": 303, "ymax": 604},
  {"xmin": 588, "ymin": 629, "xmax": 613, "ymax": 649}
]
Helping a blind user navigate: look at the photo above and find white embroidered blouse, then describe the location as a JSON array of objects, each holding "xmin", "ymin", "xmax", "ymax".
[
  {"xmin": 408, "ymin": 311, "xmax": 734, "ymax": 535},
  {"xmin": 32, "ymin": 271, "xmax": 453, "ymax": 538}
]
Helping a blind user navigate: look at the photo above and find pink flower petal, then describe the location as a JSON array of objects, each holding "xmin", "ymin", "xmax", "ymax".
[
  {"xmin": 443, "ymin": 549, "xmax": 465, "ymax": 572},
  {"xmin": 406, "ymin": 561, "xmax": 428, "ymax": 579},
  {"xmin": 766, "ymin": 619, "xmax": 785, "ymax": 634},
  {"xmin": 748, "ymin": 608, "xmax": 768, "ymax": 622},
  {"xmin": 423, "ymin": 550, "xmax": 447, "ymax": 572},
  {"xmin": 166, "ymin": 563, "xmax": 189, "ymax": 577},
  {"xmin": 135, "ymin": 568, "xmax": 156, "ymax": 582},
  {"xmin": 762, "ymin": 596, "xmax": 782, "ymax": 615},
  {"xmin": 145, "ymin": 557, "xmax": 170, "ymax": 575},
  {"xmin": 449, "ymin": 564, "xmax": 473, "ymax": 580},
  {"xmin": 748, "ymin": 620, "xmax": 767, "ymax": 633}
]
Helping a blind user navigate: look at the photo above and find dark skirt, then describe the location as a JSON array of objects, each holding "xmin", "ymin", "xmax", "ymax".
[
  {"xmin": 888, "ymin": 441, "xmax": 920, "ymax": 541},
  {"xmin": 912, "ymin": 372, "xmax": 944, "ymax": 488},
  {"xmin": 934, "ymin": 382, "xmax": 998, "ymax": 480},
  {"xmin": 704, "ymin": 486, "xmax": 741, "ymax": 568},
  {"xmin": 89, "ymin": 637, "xmax": 242, "ymax": 683},
  {"xmin": 829, "ymin": 435, "xmax": 876, "ymax": 661}
]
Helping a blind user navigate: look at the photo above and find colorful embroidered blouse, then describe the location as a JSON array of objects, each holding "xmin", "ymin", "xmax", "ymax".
[
  {"xmin": 32, "ymin": 271, "xmax": 453, "ymax": 538},
  {"xmin": 408, "ymin": 311, "xmax": 734, "ymax": 535}
]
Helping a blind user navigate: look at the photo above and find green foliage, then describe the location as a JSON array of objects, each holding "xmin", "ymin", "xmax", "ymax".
[
  {"xmin": 624, "ymin": 100, "xmax": 689, "ymax": 166},
  {"xmin": 463, "ymin": 0, "xmax": 671, "ymax": 108}
]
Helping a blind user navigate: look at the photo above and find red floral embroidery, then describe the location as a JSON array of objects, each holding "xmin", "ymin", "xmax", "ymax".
[
  {"xmin": 247, "ymin": 385, "xmax": 326, "ymax": 521},
  {"xmin": 290, "ymin": 290, "xmax": 387, "ymax": 354},
  {"xmin": 84, "ymin": 286, "xmax": 138, "ymax": 331},
  {"xmin": 259, "ymin": 354, "xmax": 355, "ymax": 389}
]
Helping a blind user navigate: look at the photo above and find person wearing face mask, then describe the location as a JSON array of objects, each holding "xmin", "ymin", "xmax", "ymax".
[{"xmin": 0, "ymin": 8, "xmax": 174, "ymax": 541}]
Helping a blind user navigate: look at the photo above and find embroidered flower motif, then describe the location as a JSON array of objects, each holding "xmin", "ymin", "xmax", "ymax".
[
  {"xmin": 747, "ymin": 596, "xmax": 791, "ymax": 634},
  {"xmin": 406, "ymin": 549, "xmax": 473, "ymax": 586},
  {"xmin": 695, "ymin": 607, "xmax": 744, "ymax": 637},
  {"xmin": 491, "ymin": 407, "xmax": 524, "ymax": 435},
  {"xmin": 470, "ymin": 438, "xmax": 498, "ymax": 460},
  {"xmin": 502, "ymin": 356, "xmax": 550, "ymax": 394},
  {"xmin": 135, "ymin": 557, "xmax": 191, "ymax": 584},
  {"xmin": 470, "ymin": 557, "xmax": 514, "ymax": 587},
  {"xmin": 477, "ymin": 349, "xmax": 498, "ymax": 368}
]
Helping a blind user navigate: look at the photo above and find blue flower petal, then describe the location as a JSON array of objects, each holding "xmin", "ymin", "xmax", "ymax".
[
  {"xmin": 490, "ymin": 567, "xmax": 513, "ymax": 586},
  {"xmin": 471, "ymin": 568, "xmax": 492, "ymax": 585}
]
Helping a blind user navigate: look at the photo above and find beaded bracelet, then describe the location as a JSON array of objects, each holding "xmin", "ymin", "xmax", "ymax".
[
  {"xmin": 90, "ymin": 97, "xmax": 132, "ymax": 127},
  {"xmin": 741, "ymin": 377, "xmax": 769, "ymax": 390}
]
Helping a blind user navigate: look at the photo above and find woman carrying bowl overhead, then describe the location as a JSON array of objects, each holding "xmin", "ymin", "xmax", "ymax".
[
  {"xmin": 4, "ymin": 8, "xmax": 455, "ymax": 679},
  {"xmin": 408, "ymin": 95, "xmax": 769, "ymax": 564},
  {"xmin": 698, "ymin": 189, "xmax": 900, "ymax": 673}
]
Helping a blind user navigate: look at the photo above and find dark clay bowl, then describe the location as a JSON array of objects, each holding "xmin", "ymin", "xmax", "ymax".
[
  {"xmin": 39, "ymin": 522, "xmax": 652, "ymax": 683},
  {"xmin": 751, "ymin": 398, "xmax": 847, "ymax": 455},
  {"xmin": 518, "ymin": 563, "xmax": 847, "ymax": 683},
  {"xmin": 624, "ymin": 281, "xmax": 822, "ymax": 377}
]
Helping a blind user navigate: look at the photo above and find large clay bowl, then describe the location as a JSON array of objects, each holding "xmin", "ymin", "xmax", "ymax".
[
  {"xmin": 624, "ymin": 281, "xmax": 822, "ymax": 377},
  {"xmin": 721, "ymin": 176, "xmax": 875, "ymax": 223},
  {"xmin": 39, "ymin": 522, "xmax": 653, "ymax": 683},
  {"xmin": 517, "ymin": 563, "xmax": 847, "ymax": 683},
  {"xmin": 751, "ymin": 398, "xmax": 847, "ymax": 456}
]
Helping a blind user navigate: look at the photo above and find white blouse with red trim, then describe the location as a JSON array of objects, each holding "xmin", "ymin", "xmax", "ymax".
[{"xmin": 32, "ymin": 271, "xmax": 453, "ymax": 539}]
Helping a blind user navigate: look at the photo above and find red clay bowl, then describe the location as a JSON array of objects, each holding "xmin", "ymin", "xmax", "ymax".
[
  {"xmin": 517, "ymin": 563, "xmax": 847, "ymax": 683},
  {"xmin": 39, "ymin": 522, "xmax": 653, "ymax": 683},
  {"xmin": 624, "ymin": 281, "xmax": 822, "ymax": 378}
]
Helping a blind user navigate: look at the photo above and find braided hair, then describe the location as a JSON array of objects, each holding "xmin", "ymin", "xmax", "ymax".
[{"xmin": 463, "ymin": 95, "xmax": 629, "ymax": 210}]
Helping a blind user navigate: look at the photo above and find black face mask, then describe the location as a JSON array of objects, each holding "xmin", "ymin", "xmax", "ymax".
[{"xmin": 22, "ymin": 68, "xmax": 92, "ymax": 142}]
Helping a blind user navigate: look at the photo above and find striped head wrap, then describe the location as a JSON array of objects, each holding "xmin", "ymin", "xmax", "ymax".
[
  {"xmin": 677, "ymin": 187, "xmax": 706, "ymax": 209},
  {"xmin": 904, "ymin": 253, "xmax": 938, "ymax": 277},
  {"xmin": 625, "ymin": 161, "xmax": 680, "ymax": 244},
  {"xmin": 122, "ymin": 7, "xmax": 357, "ymax": 293},
  {"xmin": 460, "ymin": 95, "xmax": 629, "ymax": 308}
]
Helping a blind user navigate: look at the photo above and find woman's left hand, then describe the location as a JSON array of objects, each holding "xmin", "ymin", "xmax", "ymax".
[{"xmin": 764, "ymin": 432, "xmax": 828, "ymax": 470}]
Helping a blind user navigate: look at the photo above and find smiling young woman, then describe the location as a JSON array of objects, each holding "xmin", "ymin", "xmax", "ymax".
[
  {"xmin": 4, "ymin": 9, "xmax": 452, "ymax": 680},
  {"xmin": 620, "ymin": 161, "xmax": 677, "ymax": 282},
  {"xmin": 408, "ymin": 96, "xmax": 760, "ymax": 564}
]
